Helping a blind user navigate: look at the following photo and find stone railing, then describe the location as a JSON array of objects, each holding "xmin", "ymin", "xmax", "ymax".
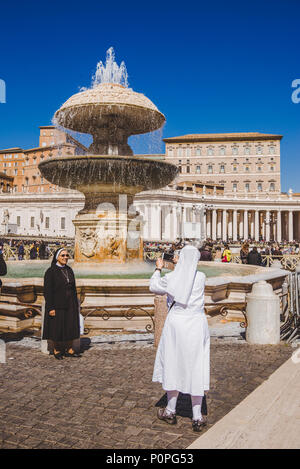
[
  {"xmin": 144, "ymin": 250, "xmax": 300, "ymax": 272},
  {"xmin": 2, "ymin": 245, "xmax": 75, "ymax": 261},
  {"xmin": 232, "ymin": 253, "xmax": 300, "ymax": 272}
]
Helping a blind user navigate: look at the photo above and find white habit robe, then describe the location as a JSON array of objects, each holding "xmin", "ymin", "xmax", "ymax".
[{"xmin": 150, "ymin": 269, "xmax": 210, "ymax": 396}]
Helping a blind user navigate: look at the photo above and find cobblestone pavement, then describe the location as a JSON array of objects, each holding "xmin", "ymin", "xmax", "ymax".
[{"xmin": 0, "ymin": 337, "xmax": 293, "ymax": 449}]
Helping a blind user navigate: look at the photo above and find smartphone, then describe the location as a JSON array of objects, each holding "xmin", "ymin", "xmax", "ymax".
[{"xmin": 162, "ymin": 252, "xmax": 175, "ymax": 262}]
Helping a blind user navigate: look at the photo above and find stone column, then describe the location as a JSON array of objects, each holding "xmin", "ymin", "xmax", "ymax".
[
  {"xmin": 297, "ymin": 211, "xmax": 300, "ymax": 242},
  {"xmin": 172, "ymin": 205, "xmax": 177, "ymax": 241},
  {"xmin": 265, "ymin": 210, "xmax": 270, "ymax": 242},
  {"xmin": 277, "ymin": 210, "xmax": 281, "ymax": 243},
  {"xmin": 202, "ymin": 208, "xmax": 207, "ymax": 241},
  {"xmin": 243, "ymin": 210, "xmax": 248, "ymax": 240},
  {"xmin": 233, "ymin": 209, "xmax": 238, "ymax": 241},
  {"xmin": 289, "ymin": 210, "xmax": 294, "ymax": 242},
  {"xmin": 255, "ymin": 210, "xmax": 259, "ymax": 241},
  {"xmin": 206, "ymin": 209, "xmax": 211, "ymax": 239},
  {"xmin": 222, "ymin": 209, "xmax": 227, "ymax": 242},
  {"xmin": 212, "ymin": 209, "xmax": 217, "ymax": 241},
  {"xmin": 152, "ymin": 204, "xmax": 161, "ymax": 241},
  {"xmin": 250, "ymin": 211, "xmax": 254, "ymax": 239},
  {"xmin": 239, "ymin": 211, "xmax": 244, "ymax": 240},
  {"xmin": 228, "ymin": 210, "xmax": 233, "ymax": 240},
  {"xmin": 217, "ymin": 210, "xmax": 222, "ymax": 239}
]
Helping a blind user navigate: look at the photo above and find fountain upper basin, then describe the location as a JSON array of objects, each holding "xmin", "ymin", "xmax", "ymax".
[{"xmin": 39, "ymin": 155, "xmax": 178, "ymax": 197}]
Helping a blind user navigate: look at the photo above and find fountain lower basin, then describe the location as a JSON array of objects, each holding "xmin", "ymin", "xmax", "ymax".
[{"xmin": 0, "ymin": 261, "xmax": 288, "ymax": 333}]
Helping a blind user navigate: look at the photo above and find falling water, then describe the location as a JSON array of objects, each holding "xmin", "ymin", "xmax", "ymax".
[{"xmin": 92, "ymin": 47, "xmax": 129, "ymax": 88}]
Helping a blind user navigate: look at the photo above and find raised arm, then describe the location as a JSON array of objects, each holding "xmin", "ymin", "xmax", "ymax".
[{"xmin": 149, "ymin": 257, "xmax": 169, "ymax": 295}]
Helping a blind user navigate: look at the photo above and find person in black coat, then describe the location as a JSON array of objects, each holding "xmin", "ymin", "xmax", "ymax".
[
  {"xmin": 0, "ymin": 242, "xmax": 7, "ymax": 288},
  {"xmin": 247, "ymin": 246, "xmax": 262, "ymax": 266},
  {"xmin": 42, "ymin": 248, "xmax": 80, "ymax": 359}
]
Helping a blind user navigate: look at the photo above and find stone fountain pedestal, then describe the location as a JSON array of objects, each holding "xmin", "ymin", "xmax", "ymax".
[{"xmin": 73, "ymin": 210, "xmax": 143, "ymax": 264}]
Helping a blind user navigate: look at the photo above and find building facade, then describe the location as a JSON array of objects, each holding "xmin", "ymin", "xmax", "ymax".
[
  {"xmin": 1, "ymin": 127, "xmax": 299, "ymax": 243},
  {"xmin": 163, "ymin": 132, "xmax": 282, "ymax": 196}
]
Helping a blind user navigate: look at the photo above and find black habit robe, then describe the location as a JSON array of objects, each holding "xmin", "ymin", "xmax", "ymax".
[{"xmin": 42, "ymin": 263, "xmax": 80, "ymax": 342}]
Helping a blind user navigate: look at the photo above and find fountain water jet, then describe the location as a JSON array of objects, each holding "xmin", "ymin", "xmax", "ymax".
[{"xmin": 39, "ymin": 48, "xmax": 178, "ymax": 265}]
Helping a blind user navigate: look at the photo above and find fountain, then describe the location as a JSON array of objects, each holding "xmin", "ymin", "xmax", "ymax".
[
  {"xmin": 0, "ymin": 50, "xmax": 289, "ymax": 334},
  {"xmin": 39, "ymin": 48, "xmax": 178, "ymax": 265}
]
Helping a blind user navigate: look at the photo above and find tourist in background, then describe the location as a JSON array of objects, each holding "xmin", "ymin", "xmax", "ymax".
[
  {"xmin": 39, "ymin": 241, "xmax": 46, "ymax": 260},
  {"xmin": 150, "ymin": 245, "xmax": 209, "ymax": 432},
  {"xmin": 199, "ymin": 245, "xmax": 212, "ymax": 261},
  {"xmin": 0, "ymin": 242, "xmax": 7, "ymax": 290},
  {"xmin": 213, "ymin": 246, "xmax": 222, "ymax": 262},
  {"xmin": 240, "ymin": 242, "xmax": 249, "ymax": 264},
  {"xmin": 30, "ymin": 243, "xmax": 38, "ymax": 260},
  {"xmin": 18, "ymin": 242, "xmax": 24, "ymax": 260},
  {"xmin": 247, "ymin": 246, "xmax": 262, "ymax": 266},
  {"xmin": 42, "ymin": 248, "xmax": 81, "ymax": 360},
  {"xmin": 221, "ymin": 244, "xmax": 232, "ymax": 263}
]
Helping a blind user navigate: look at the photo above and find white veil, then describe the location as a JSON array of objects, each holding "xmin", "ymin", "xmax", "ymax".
[{"xmin": 166, "ymin": 245, "xmax": 200, "ymax": 307}]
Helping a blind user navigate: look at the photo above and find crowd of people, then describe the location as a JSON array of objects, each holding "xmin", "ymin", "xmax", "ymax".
[
  {"xmin": 145, "ymin": 239, "xmax": 300, "ymax": 267},
  {"xmin": 0, "ymin": 238, "xmax": 73, "ymax": 261}
]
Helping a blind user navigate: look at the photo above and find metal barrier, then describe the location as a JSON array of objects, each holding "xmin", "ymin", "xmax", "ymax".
[{"xmin": 280, "ymin": 272, "xmax": 300, "ymax": 343}]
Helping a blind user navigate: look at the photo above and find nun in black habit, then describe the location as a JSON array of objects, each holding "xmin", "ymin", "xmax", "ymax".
[{"xmin": 42, "ymin": 247, "xmax": 80, "ymax": 359}]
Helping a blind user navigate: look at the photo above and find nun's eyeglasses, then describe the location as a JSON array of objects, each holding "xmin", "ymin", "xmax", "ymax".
[{"xmin": 60, "ymin": 254, "xmax": 69, "ymax": 258}]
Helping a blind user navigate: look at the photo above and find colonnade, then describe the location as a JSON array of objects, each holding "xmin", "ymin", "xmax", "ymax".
[
  {"xmin": 198, "ymin": 208, "xmax": 300, "ymax": 242},
  {"xmin": 136, "ymin": 201, "xmax": 300, "ymax": 243}
]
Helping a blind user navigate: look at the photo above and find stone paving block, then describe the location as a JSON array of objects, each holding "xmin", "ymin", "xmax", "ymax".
[{"xmin": 0, "ymin": 341, "xmax": 293, "ymax": 449}]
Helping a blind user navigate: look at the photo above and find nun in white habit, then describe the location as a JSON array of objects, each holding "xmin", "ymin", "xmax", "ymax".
[{"xmin": 150, "ymin": 245, "xmax": 210, "ymax": 431}]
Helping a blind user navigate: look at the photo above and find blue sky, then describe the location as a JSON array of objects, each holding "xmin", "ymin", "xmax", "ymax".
[{"xmin": 0, "ymin": 0, "xmax": 299, "ymax": 191}]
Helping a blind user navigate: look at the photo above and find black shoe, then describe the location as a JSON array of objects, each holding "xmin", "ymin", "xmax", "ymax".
[
  {"xmin": 53, "ymin": 352, "xmax": 64, "ymax": 360},
  {"xmin": 157, "ymin": 407, "xmax": 177, "ymax": 425},
  {"xmin": 192, "ymin": 416, "xmax": 207, "ymax": 432}
]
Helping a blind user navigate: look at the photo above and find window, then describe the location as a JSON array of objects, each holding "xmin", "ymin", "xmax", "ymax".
[
  {"xmin": 186, "ymin": 147, "xmax": 191, "ymax": 157},
  {"xmin": 196, "ymin": 147, "xmax": 201, "ymax": 156},
  {"xmin": 270, "ymin": 182, "xmax": 275, "ymax": 191},
  {"xmin": 244, "ymin": 147, "xmax": 250, "ymax": 155},
  {"xmin": 269, "ymin": 146, "xmax": 275, "ymax": 154},
  {"xmin": 232, "ymin": 146, "xmax": 238, "ymax": 155},
  {"xmin": 257, "ymin": 166, "xmax": 262, "ymax": 172},
  {"xmin": 14, "ymin": 169, "xmax": 17, "ymax": 175},
  {"xmin": 196, "ymin": 165, "xmax": 201, "ymax": 174},
  {"xmin": 42, "ymin": 142, "xmax": 47, "ymax": 147},
  {"xmin": 220, "ymin": 165, "xmax": 225, "ymax": 173},
  {"xmin": 270, "ymin": 166, "xmax": 274, "ymax": 171},
  {"xmin": 245, "ymin": 166, "xmax": 249, "ymax": 172},
  {"xmin": 219, "ymin": 147, "xmax": 225, "ymax": 156},
  {"xmin": 257, "ymin": 145, "xmax": 263, "ymax": 154},
  {"xmin": 208, "ymin": 165, "xmax": 213, "ymax": 173},
  {"xmin": 168, "ymin": 147, "xmax": 173, "ymax": 156},
  {"xmin": 178, "ymin": 147, "xmax": 182, "ymax": 157},
  {"xmin": 41, "ymin": 177, "xmax": 44, "ymax": 184},
  {"xmin": 207, "ymin": 147, "xmax": 214, "ymax": 156},
  {"xmin": 233, "ymin": 183, "xmax": 237, "ymax": 191},
  {"xmin": 233, "ymin": 166, "xmax": 237, "ymax": 172},
  {"xmin": 17, "ymin": 216, "xmax": 20, "ymax": 226},
  {"xmin": 14, "ymin": 162, "xmax": 18, "ymax": 167},
  {"xmin": 30, "ymin": 217, "xmax": 35, "ymax": 228},
  {"xmin": 45, "ymin": 217, "xmax": 50, "ymax": 229},
  {"xmin": 245, "ymin": 183, "xmax": 250, "ymax": 192},
  {"xmin": 61, "ymin": 217, "xmax": 66, "ymax": 230},
  {"xmin": 257, "ymin": 183, "xmax": 262, "ymax": 191},
  {"xmin": 186, "ymin": 166, "xmax": 190, "ymax": 174}
]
